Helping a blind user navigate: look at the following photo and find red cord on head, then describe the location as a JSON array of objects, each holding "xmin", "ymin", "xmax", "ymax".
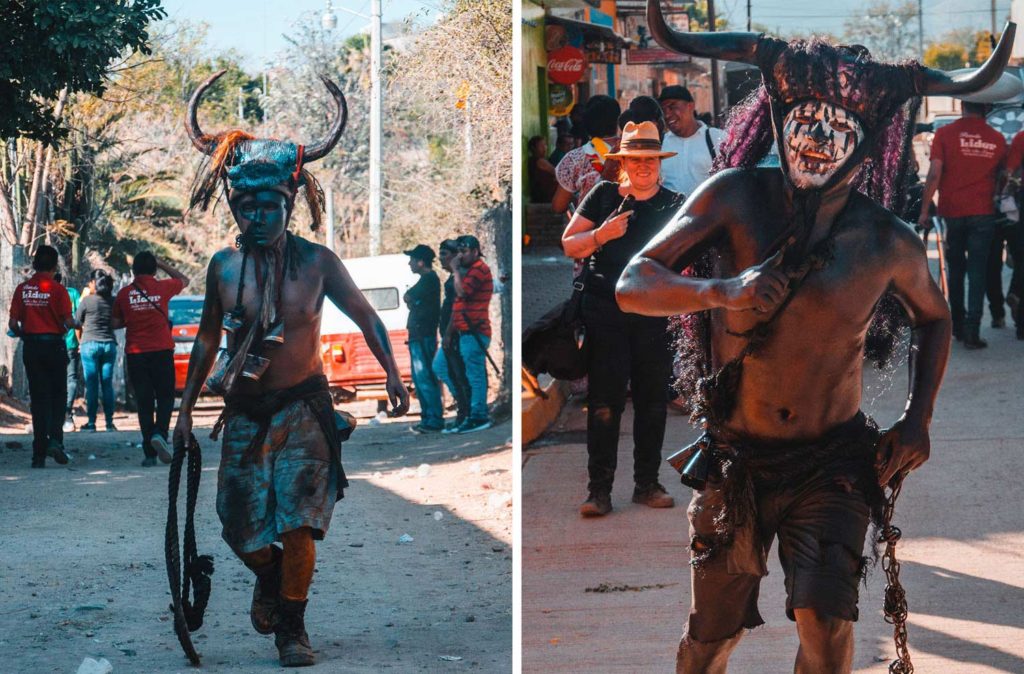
[{"xmin": 293, "ymin": 145, "xmax": 305, "ymax": 185}]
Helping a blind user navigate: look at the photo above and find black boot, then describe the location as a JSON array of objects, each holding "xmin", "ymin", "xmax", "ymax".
[
  {"xmin": 275, "ymin": 597, "xmax": 315, "ymax": 667},
  {"xmin": 248, "ymin": 546, "xmax": 283, "ymax": 635},
  {"xmin": 579, "ymin": 490, "xmax": 612, "ymax": 517},
  {"xmin": 963, "ymin": 329, "xmax": 988, "ymax": 350}
]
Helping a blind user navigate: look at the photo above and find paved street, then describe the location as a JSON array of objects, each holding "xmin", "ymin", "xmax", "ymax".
[
  {"xmin": 0, "ymin": 410, "xmax": 512, "ymax": 673},
  {"xmin": 523, "ymin": 258, "xmax": 1024, "ymax": 672}
]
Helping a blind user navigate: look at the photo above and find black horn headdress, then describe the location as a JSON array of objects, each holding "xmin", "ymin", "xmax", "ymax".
[
  {"xmin": 186, "ymin": 70, "xmax": 348, "ymax": 230},
  {"xmin": 647, "ymin": 0, "xmax": 1016, "ymax": 193}
]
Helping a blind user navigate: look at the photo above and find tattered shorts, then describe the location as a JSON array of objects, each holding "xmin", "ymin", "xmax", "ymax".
[
  {"xmin": 685, "ymin": 429, "xmax": 876, "ymax": 642},
  {"xmin": 216, "ymin": 398, "xmax": 339, "ymax": 554}
]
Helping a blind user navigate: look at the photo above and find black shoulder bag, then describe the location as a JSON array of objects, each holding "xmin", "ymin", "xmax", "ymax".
[{"xmin": 522, "ymin": 266, "xmax": 589, "ymax": 381}]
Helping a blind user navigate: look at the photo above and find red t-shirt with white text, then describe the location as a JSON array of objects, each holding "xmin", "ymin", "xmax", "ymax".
[
  {"xmin": 930, "ymin": 117, "xmax": 1006, "ymax": 218},
  {"xmin": 113, "ymin": 275, "xmax": 184, "ymax": 354},
  {"xmin": 9, "ymin": 272, "xmax": 72, "ymax": 335}
]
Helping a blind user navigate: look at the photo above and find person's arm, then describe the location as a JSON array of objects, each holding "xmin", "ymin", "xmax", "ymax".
[
  {"xmin": 561, "ymin": 209, "xmax": 632, "ymax": 259},
  {"xmin": 875, "ymin": 225, "xmax": 952, "ymax": 487},
  {"xmin": 616, "ymin": 177, "xmax": 789, "ymax": 316},
  {"xmin": 551, "ymin": 186, "xmax": 573, "ymax": 214},
  {"xmin": 111, "ymin": 294, "xmax": 125, "ymax": 330},
  {"xmin": 451, "ymin": 257, "xmax": 470, "ymax": 299},
  {"xmin": 173, "ymin": 255, "xmax": 226, "ymax": 447},
  {"xmin": 74, "ymin": 301, "xmax": 86, "ymax": 342},
  {"xmin": 156, "ymin": 257, "xmax": 190, "ymax": 289},
  {"xmin": 57, "ymin": 289, "xmax": 79, "ymax": 332},
  {"xmin": 917, "ymin": 158, "xmax": 941, "ymax": 230},
  {"xmin": 322, "ymin": 249, "xmax": 409, "ymax": 416},
  {"xmin": 537, "ymin": 158, "xmax": 556, "ymax": 175}
]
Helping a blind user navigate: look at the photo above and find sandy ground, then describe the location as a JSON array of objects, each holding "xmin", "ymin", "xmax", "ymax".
[
  {"xmin": 523, "ymin": 259, "xmax": 1024, "ymax": 672},
  {"xmin": 0, "ymin": 402, "xmax": 512, "ymax": 673}
]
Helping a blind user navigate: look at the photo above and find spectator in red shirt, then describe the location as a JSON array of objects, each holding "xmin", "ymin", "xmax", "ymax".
[
  {"xmin": 112, "ymin": 251, "xmax": 190, "ymax": 466},
  {"xmin": 448, "ymin": 235, "xmax": 493, "ymax": 433},
  {"xmin": 1000, "ymin": 129, "xmax": 1024, "ymax": 339},
  {"xmin": 919, "ymin": 102, "xmax": 1007, "ymax": 348},
  {"xmin": 7, "ymin": 245, "xmax": 79, "ymax": 467}
]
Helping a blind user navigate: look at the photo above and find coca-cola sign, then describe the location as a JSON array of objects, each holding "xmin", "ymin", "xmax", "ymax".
[{"xmin": 547, "ymin": 46, "xmax": 587, "ymax": 85}]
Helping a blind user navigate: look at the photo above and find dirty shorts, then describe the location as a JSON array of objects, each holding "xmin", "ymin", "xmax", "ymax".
[
  {"xmin": 684, "ymin": 420, "xmax": 880, "ymax": 643},
  {"xmin": 216, "ymin": 398, "xmax": 339, "ymax": 554}
]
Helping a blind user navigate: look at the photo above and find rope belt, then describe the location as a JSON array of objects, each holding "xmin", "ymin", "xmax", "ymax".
[{"xmin": 165, "ymin": 432, "xmax": 213, "ymax": 666}]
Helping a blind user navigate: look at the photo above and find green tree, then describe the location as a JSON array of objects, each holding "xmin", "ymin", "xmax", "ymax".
[
  {"xmin": 923, "ymin": 42, "xmax": 968, "ymax": 71},
  {"xmin": 0, "ymin": 0, "xmax": 167, "ymax": 143},
  {"xmin": 842, "ymin": 0, "xmax": 918, "ymax": 61}
]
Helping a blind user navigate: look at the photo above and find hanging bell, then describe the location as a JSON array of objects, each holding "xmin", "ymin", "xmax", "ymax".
[
  {"xmin": 679, "ymin": 445, "xmax": 711, "ymax": 491},
  {"xmin": 667, "ymin": 433, "xmax": 712, "ymax": 491},
  {"xmin": 222, "ymin": 307, "xmax": 245, "ymax": 334},
  {"xmin": 262, "ymin": 320, "xmax": 285, "ymax": 347}
]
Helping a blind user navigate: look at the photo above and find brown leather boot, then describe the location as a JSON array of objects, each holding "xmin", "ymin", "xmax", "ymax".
[
  {"xmin": 249, "ymin": 546, "xmax": 283, "ymax": 635},
  {"xmin": 632, "ymin": 483, "xmax": 675, "ymax": 508},
  {"xmin": 275, "ymin": 597, "xmax": 315, "ymax": 667}
]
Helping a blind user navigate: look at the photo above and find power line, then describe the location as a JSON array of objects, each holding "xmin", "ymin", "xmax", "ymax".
[{"xmin": 755, "ymin": 6, "xmax": 1008, "ymax": 19}]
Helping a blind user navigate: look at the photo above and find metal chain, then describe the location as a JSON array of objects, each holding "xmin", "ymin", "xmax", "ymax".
[{"xmin": 879, "ymin": 476, "xmax": 913, "ymax": 674}]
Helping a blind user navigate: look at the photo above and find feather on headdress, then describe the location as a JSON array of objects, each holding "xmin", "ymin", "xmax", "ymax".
[{"xmin": 185, "ymin": 71, "xmax": 346, "ymax": 231}]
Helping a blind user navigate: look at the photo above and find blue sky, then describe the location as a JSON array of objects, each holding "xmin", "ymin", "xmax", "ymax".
[
  {"xmin": 162, "ymin": 0, "xmax": 440, "ymax": 69},
  {"xmin": 163, "ymin": 0, "xmax": 1011, "ymax": 70},
  {"xmin": 720, "ymin": 0, "xmax": 1009, "ymax": 40}
]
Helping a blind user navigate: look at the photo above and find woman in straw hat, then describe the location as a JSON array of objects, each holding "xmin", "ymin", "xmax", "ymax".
[{"xmin": 561, "ymin": 120, "xmax": 686, "ymax": 517}]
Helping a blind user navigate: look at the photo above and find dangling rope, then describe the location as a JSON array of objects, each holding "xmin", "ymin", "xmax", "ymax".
[
  {"xmin": 880, "ymin": 475, "xmax": 913, "ymax": 674},
  {"xmin": 165, "ymin": 432, "xmax": 215, "ymax": 666}
]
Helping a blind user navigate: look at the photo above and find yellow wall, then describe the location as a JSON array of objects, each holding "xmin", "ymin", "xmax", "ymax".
[{"xmin": 521, "ymin": 1, "xmax": 548, "ymax": 202}]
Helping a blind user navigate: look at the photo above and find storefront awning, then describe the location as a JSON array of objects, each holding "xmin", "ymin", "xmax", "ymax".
[{"xmin": 546, "ymin": 15, "xmax": 632, "ymax": 46}]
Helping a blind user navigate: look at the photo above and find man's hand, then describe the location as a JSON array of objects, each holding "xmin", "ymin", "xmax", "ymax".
[
  {"xmin": 721, "ymin": 249, "xmax": 790, "ymax": 313},
  {"xmin": 875, "ymin": 418, "xmax": 930, "ymax": 488},
  {"xmin": 917, "ymin": 211, "xmax": 933, "ymax": 232},
  {"xmin": 596, "ymin": 210, "xmax": 632, "ymax": 245},
  {"xmin": 386, "ymin": 374, "xmax": 410, "ymax": 417},
  {"xmin": 173, "ymin": 412, "xmax": 194, "ymax": 453}
]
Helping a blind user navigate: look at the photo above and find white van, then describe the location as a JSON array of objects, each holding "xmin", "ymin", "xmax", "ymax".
[{"xmin": 320, "ymin": 254, "xmax": 417, "ymax": 401}]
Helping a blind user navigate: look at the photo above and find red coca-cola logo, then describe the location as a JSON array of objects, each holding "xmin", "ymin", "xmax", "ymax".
[{"xmin": 547, "ymin": 46, "xmax": 587, "ymax": 85}]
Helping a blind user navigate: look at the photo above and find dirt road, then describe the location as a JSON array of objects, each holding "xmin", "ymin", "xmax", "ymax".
[{"xmin": 0, "ymin": 408, "xmax": 512, "ymax": 673}]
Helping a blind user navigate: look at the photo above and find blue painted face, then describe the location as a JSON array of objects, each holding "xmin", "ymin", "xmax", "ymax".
[{"xmin": 232, "ymin": 190, "xmax": 290, "ymax": 247}]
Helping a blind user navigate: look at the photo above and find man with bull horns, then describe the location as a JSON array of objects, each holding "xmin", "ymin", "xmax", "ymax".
[
  {"xmin": 173, "ymin": 71, "xmax": 409, "ymax": 667},
  {"xmin": 617, "ymin": 3, "xmax": 1016, "ymax": 672}
]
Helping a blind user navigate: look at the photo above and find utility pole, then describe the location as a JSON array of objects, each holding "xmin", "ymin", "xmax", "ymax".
[
  {"xmin": 370, "ymin": 0, "xmax": 382, "ymax": 257},
  {"xmin": 747, "ymin": 0, "xmax": 752, "ymax": 31},
  {"xmin": 917, "ymin": 0, "xmax": 924, "ymax": 59},
  {"xmin": 708, "ymin": 0, "xmax": 721, "ymax": 124}
]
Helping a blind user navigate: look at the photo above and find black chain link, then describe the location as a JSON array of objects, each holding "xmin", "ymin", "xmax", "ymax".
[{"xmin": 879, "ymin": 476, "xmax": 913, "ymax": 674}]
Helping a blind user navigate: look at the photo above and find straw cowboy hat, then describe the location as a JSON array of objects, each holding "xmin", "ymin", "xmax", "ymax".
[{"xmin": 605, "ymin": 121, "xmax": 677, "ymax": 159}]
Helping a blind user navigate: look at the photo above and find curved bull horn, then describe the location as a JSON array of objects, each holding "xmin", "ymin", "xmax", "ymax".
[
  {"xmin": 185, "ymin": 70, "xmax": 227, "ymax": 155},
  {"xmin": 303, "ymin": 77, "xmax": 348, "ymax": 162},
  {"xmin": 646, "ymin": 0, "xmax": 760, "ymax": 64},
  {"xmin": 918, "ymin": 22, "xmax": 1016, "ymax": 96}
]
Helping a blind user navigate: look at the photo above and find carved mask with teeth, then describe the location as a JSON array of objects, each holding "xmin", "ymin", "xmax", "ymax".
[{"xmin": 781, "ymin": 101, "xmax": 864, "ymax": 189}]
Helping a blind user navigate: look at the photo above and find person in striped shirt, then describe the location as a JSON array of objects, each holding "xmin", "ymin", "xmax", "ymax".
[{"xmin": 447, "ymin": 235, "xmax": 493, "ymax": 433}]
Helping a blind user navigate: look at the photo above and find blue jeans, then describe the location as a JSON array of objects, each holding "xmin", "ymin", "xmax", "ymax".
[
  {"xmin": 945, "ymin": 215, "xmax": 998, "ymax": 332},
  {"xmin": 433, "ymin": 342, "xmax": 471, "ymax": 420},
  {"xmin": 409, "ymin": 337, "xmax": 444, "ymax": 428},
  {"xmin": 458, "ymin": 333, "xmax": 491, "ymax": 420},
  {"xmin": 81, "ymin": 341, "xmax": 117, "ymax": 424}
]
